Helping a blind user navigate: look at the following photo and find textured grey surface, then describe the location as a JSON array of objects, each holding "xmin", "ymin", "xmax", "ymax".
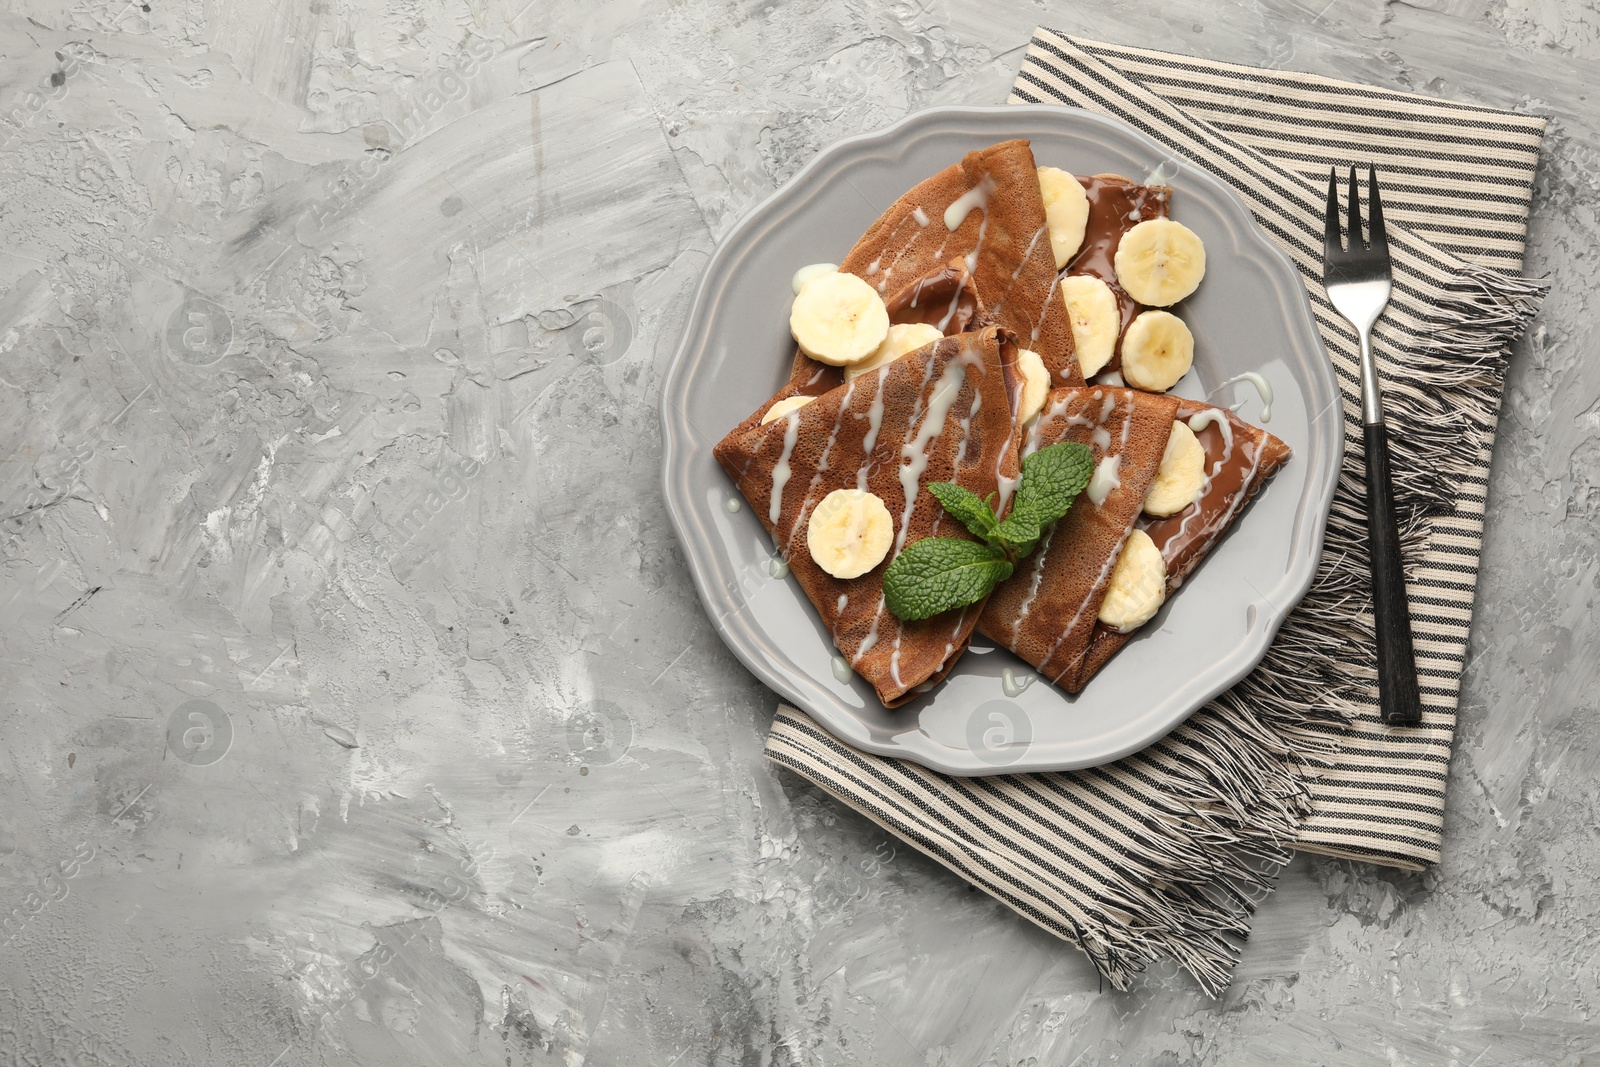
[{"xmin": 0, "ymin": 1, "xmax": 1593, "ymax": 1065}]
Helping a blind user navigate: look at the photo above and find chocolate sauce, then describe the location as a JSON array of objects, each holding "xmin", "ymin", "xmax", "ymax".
[
  {"xmin": 1139, "ymin": 399, "xmax": 1263, "ymax": 588},
  {"xmin": 1063, "ymin": 175, "xmax": 1170, "ymax": 367},
  {"xmin": 791, "ymin": 354, "xmax": 843, "ymax": 396},
  {"xmin": 884, "ymin": 261, "xmax": 979, "ymax": 335}
]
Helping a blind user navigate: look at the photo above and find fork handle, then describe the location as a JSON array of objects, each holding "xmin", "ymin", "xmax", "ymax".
[{"xmin": 1363, "ymin": 420, "xmax": 1423, "ymax": 725}]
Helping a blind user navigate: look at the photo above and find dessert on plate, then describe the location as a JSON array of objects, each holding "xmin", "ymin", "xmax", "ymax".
[
  {"xmin": 713, "ymin": 138, "xmax": 1290, "ymax": 709},
  {"xmin": 714, "ymin": 326, "xmax": 1025, "ymax": 707}
]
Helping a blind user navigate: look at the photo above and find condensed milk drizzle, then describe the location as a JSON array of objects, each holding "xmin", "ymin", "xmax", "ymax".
[
  {"xmin": 1217, "ymin": 372, "xmax": 1274, "ymax": 422},
  {"xmin": 944, "ymin": 176, "xmax": 995, "ymax": 231},
  {"xmin": 1045, "ymin": 526, "xmax": 1132, "ymax": 684},
  {"xmin": 783, "ymin": 378, "xmax": 857, "ymax": 557},
  {"xmin": 768, "ymin": 410, "xmax": 800, "ymax": 525},
  {"xmin": 853, "ymin": 342, "xmax": 977, "ymax": 669}
]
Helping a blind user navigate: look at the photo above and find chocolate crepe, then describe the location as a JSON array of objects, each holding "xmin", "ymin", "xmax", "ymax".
[
  {"xmin": 977, "ymin": 386, "xmax": 1179, "ymax": 690},
  {"xmin": 1068, "ymin": 398, "xmax": 1292, "ymax": 685},
  {"xmin": 781, "ymin": 140, "xmax": 1078, "ymax": 394},
  {"xmin": 1066, "ymin": 173, "xmax": 1171, "ymax": 374},
  {"xmin": 714, "ymin": 326, "xmax": 1025, "ymax": 707},
  {"xmin": 729, "ymin": 256, "xmax": 991, "ymax": 439}
]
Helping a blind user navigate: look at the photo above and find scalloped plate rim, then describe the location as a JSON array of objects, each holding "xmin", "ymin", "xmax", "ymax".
[{"xmin": 660, "ymin": 104, "xmax": 1342, "ymax": 775}]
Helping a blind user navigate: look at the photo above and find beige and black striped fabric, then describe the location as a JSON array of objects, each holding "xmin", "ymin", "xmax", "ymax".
[{"xmin": 765, "ymin": 31, "xmax": 1545, "ymax": 993}]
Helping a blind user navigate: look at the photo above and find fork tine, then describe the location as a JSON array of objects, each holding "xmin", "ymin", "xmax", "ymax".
[
  {"xmin": 1325, "ymin": 167, "xmax": 1342, "ymax": 253},
  {"xmin": 1367, "ymin": 166, "xmax": 1388, "ymax": 255},
  {"xmin": 1347, "ymin": 165, "xmax": 1363, "ymax": 249}
]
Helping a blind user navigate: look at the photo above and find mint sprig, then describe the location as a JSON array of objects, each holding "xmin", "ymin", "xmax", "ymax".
[
  {"xmin": 881, "ymin": 442, "xmax": 1094, "ymax": 622},
  {"xmin": 883, "ymin": 539, "xmax": 1013, "ymax": 621}
]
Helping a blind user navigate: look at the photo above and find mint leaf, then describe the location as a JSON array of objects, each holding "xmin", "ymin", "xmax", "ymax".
[
  {"xmin": 1011, "ymin": 442, "xmax": 1093, "ymax": 527},
  {"xmin": 883, "ymin": 538, "xmax": 1013, "ymax": 621},
  {"xmin": 993, "ymin": 511, "xmax": 1041, "ymax": 556},
  {"xmin": 887, "ymin": 442, "xmax": 1090, "ymax": 622},
  {"xmin": 927, "ymin": 482, "xmax": 1001, "ymax": 546}
]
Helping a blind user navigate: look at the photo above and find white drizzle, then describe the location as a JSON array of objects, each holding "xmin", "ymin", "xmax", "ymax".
[
  {"xmin": 1001, "ymin": 667, "xmax": 1035, "ymax": 698},
  {"xmin": 912, "ymin": 206, "xmax": 930, "ymax": 226},
  {"xmin": 791, "ymin": 262, "xmax": 838, "ymax": 294},
  {"xmin": 785, "ymin": 379, "xmax": 856, "ymax": 555},
  {"xmin": 871, "ymin": 215, "xmax": 924, "ymax": 294},
  {"xmin": 768, "ymin": 411, "xmax": 800, "ymax": 525},
  {"xmin": 1217, "ymin": 372, "xmax": 1274, "ymax": 422},
  {"xmin": 1094, "ymin": 370, "xmax": 1125, "ymax": 387},
  {"xmin": 1091, "ymin": 426, "xmax": 1112, "ymax": 452},
  {"xmin": 964, "ymin": 206, "xmax": 990, "ymax": 275},
  {"xmin": 853, "ymin": 344, "xmax": 977, "ymax": 672},
  {"xmin": 853, "ymin": 618, "xmax": 880, "ymax": 664},
  {"xmin": 894, "ymin": 347, "xmax": 978, "ymax": 553},
  {"xmin": 1030, "ymin": 271, "xmax": 1061, "ymax": 347},
  {"xmin": 836, "ymin": 594, "xmax": 849, "ymax": 613},
  {"xmin": 1097, "ymin": 390, "xmax": 1116, "ymax": 425},
  {"xmin": 1010, "ymin": 525, "xmax": 1057, "ymax": 641},
  {"xmin": 1187, "ymin": 408, "xmax": 1234, "ymax": 450},
  {"xmin": 856, "ymin": 365, "xmax": 890, "ymax": 490},
  {"xmin": 995, "ymin": 470, "xmax": 1020, "ymax": 513},
  {"xmin": 944, "ymin": 176, "xmax": 994, "ymax": 231},
  {"xmin": 936, "ymin": 280, "xmax": 967, "ymax": 332},
  {"xmin": 1045, "ymin": 528, "xmax": 1132, "ymax": 684},
  {"xmin": 991, "ymin": 223, "xmax": 1050, "ymax": 318},
  {"xmin": 944, "ymin": 605, "xmax": 970, "ymax": 658},
  {"xmin": 1086, "ymin": 455, "xmax": 1122, "ymax": 506},
  {"xmin": 931, "ymin": 389, "xmax": 981, "ymax": 539},
  {"xmin": 1167, "ymin": 409, "xmax": 1238, "ymax": 553},
  {"xmin": 1142, "ymin": 159, "xmax": 1180, "ymax": 185},
  {"xmin": 888, "ymin": 344, "xmax": 984, "ymax": 673},
  {"xmin": 857, "ymin": 356, "xmax": 940, "ymax": 668}
]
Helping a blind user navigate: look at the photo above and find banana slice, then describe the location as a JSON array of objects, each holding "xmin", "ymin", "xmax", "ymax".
[
  {"xmin": 1015, "ymin": 348, "xmax": 1050, "ymax": 424},
  {"xmin": 790, "ymin": 272, "xmax": 891, "ymax": 366},
  {"xmin": 1058, "ymin": 274, "xmax": 1119, "ymax": 378},
  {"xmin": 845, "ymin": 322, "xmax": 943, "ymax": 381},
  {"xmin": 807, "ymin": 488, "xmax": 894, "ymax": 580},
  {"xmin": 1143, "ymin": 420, "xmax": 1206, "ymax": 517},
  {"xmin": 1037, "ymin": 167, "xmax": 1090, "ymax": 268},
  {"xmin": 761, "ymin": 395, "xmax": 815, "ymax": 424},
  {"xmin": 1113, "ymin": 218, "xmax": 1206, "ymax": 307},
  {"xmin": 1120, "ymin": 310, "xmax": 1194, "ymax": 392},
  {"xmin": 1097, "ymin": 529, "xmax": 1167, "ymax": 633}
]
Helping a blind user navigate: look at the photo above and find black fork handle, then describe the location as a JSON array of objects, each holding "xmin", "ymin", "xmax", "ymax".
[{"xmin": 1363, "ymin": 421, "xmax": 1423, "ymax": 725}]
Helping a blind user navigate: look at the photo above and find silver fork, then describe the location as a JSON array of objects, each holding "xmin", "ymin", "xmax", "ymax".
[{"xmin": 1322, "ymin": 166, "xmax": 1421, "ymax": 726}]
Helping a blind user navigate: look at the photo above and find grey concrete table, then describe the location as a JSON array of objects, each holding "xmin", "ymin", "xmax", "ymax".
[{"xmin": 0, "ymin": 1, "xmax": 1594, "ymax": 1064}]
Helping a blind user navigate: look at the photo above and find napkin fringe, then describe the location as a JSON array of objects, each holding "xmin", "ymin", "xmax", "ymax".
[
  {"xmin": 1371, "ymin": 264, "xmax": 1547, "ymax": 516},
  {"xmin": 770, "ymin": 648, "xmax": 1348, "ymax": 996}
]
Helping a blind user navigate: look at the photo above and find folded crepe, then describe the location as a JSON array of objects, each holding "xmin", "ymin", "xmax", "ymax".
[
  {"xmin": 729, "ymin": 256, "xmax": 992, "ymax": 439},
  {"xmin": 1066, "ymin": 173, "xmax": 1172, "ymax": 374},
  {"xmin": 772, "ymin": 140, "xmax": 1078, "ymax": 396},
  {"xmin": 714, "ymin": 326, "xmax": 1025, "ymax": 707},
  {"xmin": 977, "ymin": 386, "xmax": 1179, "ymax": 690},
  {"xmin": 1068, "ymin": 398, "xmax": 1292, "ymax": 685}
]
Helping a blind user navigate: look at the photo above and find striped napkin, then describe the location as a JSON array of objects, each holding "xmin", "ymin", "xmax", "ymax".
[{"xmin": 764, "ymin": 31, "xmax": 1547, "ymax": 994}]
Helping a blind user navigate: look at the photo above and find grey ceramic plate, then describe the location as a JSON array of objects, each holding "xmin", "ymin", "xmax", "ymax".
[{"xmin": 661, "ymin": 105, "xmax": 1341, "ymax": 775}]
